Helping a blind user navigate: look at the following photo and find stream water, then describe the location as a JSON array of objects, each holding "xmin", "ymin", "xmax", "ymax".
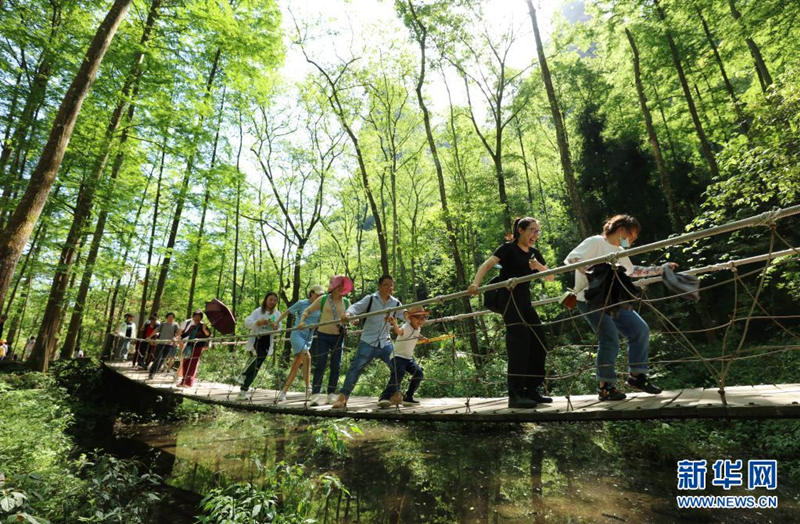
[{"xmin": 120, "ymin": 407, "xmax": 800, "ymax": 523}]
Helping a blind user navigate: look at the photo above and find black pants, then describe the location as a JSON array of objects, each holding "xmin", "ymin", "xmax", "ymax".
[
  {"xmin": 503, "ymin": 291, "xmax": 547, "ymax": 401},
  {"xmin": 240, "ymin": 335, "xmax": 272, "ymax": 391},
  {"xmin": 148, "ymin": 344, "xmax": 174, "ymax": 378},
  {"xmin": 379, "ymin": 357, "xmax": 424, "ymax": 401}
]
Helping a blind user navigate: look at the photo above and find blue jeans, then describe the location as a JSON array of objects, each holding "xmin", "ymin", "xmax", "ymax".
[
  {"xmin": 379, "ymin": 357, "xmax": 423, "ymax": 400},
  {"xmin": 578, "ymin": 302, "xmax": 650, "ymax": 384},
  {"xmin": 311, "ymin": 332, "xmax": 344, "ymax": 394},
  {"xmin": 340, "ymin": 340, "xmax": 393, "ymax": 396}
]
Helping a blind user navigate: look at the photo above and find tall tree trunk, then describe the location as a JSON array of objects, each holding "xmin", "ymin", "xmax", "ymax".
[
  {"xmin": 233, "ymin": 178, "xmax": 240, "ymax": 317},
  {"xmin": 38, "ymin": 0, "xmax": 160, "ymax": 362},
  {"xmin": 514, "ymin": 118, "xmax": 535, "ymax": 207},
  {"xmin": 187, "ymin": 90, "xmax": 225, "ymax": 317},
  {"xmin": 654, "ymin": 0, "xmax": 719, "ymax": 179},
  {"xmin": 138, "ymin": 142, "xmax": 165, "ymax": 328},
  {"xmin": 0, "ymin": 46, "xmax": 55, "ymax": 226},
  {"xmin": 526, "ymin": 0, "xmax": 589, "ymax": 237},
  {"xmin": 149, "ymin": 48, "xmax": 221, "ymax": 317},
  {"xmin": 625, "ymin": 28, "xmax": 683, "ymax": 231},
  {"xmin": 649, "ymin": 79, "xmax": 679, "ymax": 163},
  {"xmin": 100, "ymin": 168, "xmax": 153, "ymax": 359},
  {"xmin": 16, "ymin": 0, "xmax": 133, "ymax": 371},
  {"xmin": 303, "ymin": 55, "xmax": 390, "ymax": 276},
  {"xmin": 0, "ymin": 72, "xmax": 23, "ymax": 182},
  {"xmin": 2, "ymin": 219, "xmax": 46, "ymax": 318},
  {"xmin": 405, "ymin": 0, "xmax": 482, "ymax": 365},
  {"xmin": 727, "ymin": 0, "xmax": 772, "ymax": 92},
  {"xmin": 696, "ymin": 8, "xmax": 747, "ymax": 134},
  {"xmin": 6, "ymin": 272, "xmax": 33, "ymax": 354},
  {"xmin": 216, "ymin": 216, "xmax": 228, "ymax": 299}
]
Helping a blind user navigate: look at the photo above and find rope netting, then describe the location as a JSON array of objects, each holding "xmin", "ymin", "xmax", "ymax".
[{"xmin": 109, "ymin": 205, "xmax": 800, "ymax": 411}]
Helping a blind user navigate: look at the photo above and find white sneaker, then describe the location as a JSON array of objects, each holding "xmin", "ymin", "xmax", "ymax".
[
  {"xmin": 327, "ymin": 393, "xmax": 338, "ymax": 404},
  {"xmin": 277, "ymin": 391, "xmax": 286, "ymax": 402},
  {"xmin": 310, "ymin": 394, "xmax": 324, "ymax": 406},
  {"xmin": 377, "ymin": 399, "xmax": 391, "ymax": 409},
  {"xmin": 237, "ymin": 391, "xmax": 248, "ymax": 401}
]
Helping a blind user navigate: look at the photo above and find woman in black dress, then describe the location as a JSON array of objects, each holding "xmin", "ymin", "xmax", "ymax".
[{"xmin": 469, "ymin": 217, "xmax": 554, "ymax": 408}]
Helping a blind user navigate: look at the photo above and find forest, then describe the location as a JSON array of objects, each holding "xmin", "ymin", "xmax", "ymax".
[
  {"xmin": 1, "ymin": 0, "xmax": 800, "ymax": 522},
  {"xmin": 1, "ymin": 0, "xmax": 797, "ymax": 372}
]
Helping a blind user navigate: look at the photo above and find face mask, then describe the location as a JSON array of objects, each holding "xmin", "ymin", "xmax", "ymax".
[{"xmin": 620, "ymin": 237, "xmax": 630, "ymax": 248}]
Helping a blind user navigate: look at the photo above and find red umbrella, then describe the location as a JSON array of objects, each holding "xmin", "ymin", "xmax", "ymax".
[{"xmin": 205, "ymin": 298, "xmax": 236, "ymax": 335}]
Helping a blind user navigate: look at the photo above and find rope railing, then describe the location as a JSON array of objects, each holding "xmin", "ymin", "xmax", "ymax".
[{"xmin": 106, "ymin": 205, "xmax": 800, "ymax": 347}]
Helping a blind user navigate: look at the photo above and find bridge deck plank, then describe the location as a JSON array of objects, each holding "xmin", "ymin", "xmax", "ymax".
[{"xmin": 106, "ymin": 363, "xmax": 800, "ymax": 422}]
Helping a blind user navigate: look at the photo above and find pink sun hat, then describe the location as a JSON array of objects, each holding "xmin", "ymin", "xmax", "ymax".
[{"xmin": 328, "ymin": 275, "xmax": 354, "ymax": 295}]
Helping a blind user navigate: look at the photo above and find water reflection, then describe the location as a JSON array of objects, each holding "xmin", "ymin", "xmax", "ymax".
[{"xmin": 126, "ymin": 412, "xmax": 798, "ymax": 523}]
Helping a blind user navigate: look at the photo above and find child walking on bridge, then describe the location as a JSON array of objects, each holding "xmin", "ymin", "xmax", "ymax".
[{"xmin": 377, "ymin": 305, "xmax": 430, "ymax": 408}]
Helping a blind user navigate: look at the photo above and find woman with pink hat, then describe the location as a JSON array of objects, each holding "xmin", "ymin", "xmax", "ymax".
[{"xmin": 297, "ymin": 275, "xmax": 353, "ymax": 406}]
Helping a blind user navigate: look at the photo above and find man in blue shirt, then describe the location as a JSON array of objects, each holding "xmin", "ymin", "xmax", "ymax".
[{"xmin": 332, "ymin": 275, "xmax": 405, "ymax": 409}]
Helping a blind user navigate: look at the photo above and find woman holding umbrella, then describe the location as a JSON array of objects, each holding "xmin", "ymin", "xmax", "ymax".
[
  {"xmin": 237, "ymin": 292, "xmax": 282, "ymax": 400},
  {"xmin": 177, "ymin": 310, "xmax": 211, "ymax": 388}
]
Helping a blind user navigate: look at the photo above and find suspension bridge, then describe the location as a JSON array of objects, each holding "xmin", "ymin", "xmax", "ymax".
[{"xmin": 105, "ymin": 206, "xmax": 800, "ymax": 422}]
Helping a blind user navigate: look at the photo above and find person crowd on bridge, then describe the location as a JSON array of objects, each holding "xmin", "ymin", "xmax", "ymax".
[{"xmin": 116, "ymin": 211, "xmax": 684, "ymax": 410}]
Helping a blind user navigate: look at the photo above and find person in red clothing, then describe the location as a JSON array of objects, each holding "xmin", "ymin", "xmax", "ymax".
[
  {"xmin": 177, "ymin": 310, "xmax": 211, "ymax": 388},
  {"xmin": 135, "ymin": 315, "xmax": 160, "ymax": 369}
]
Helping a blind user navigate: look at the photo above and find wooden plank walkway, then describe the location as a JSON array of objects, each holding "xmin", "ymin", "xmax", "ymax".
[{"xmin": 105, "ymin": 362, "xmax": 800, "ymax": 422}]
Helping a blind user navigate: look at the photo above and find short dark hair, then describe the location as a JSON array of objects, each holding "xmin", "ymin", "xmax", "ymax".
[
  {"xmin": 192, "ymin": 310, "xmax": 203, "ymax": 318},
  {"xmin": 378, "ymin": 274, "xmax": 393, "ymax": 285},
  {"xmin": 124, "ymin": 313, "xmax": 134, "ymax": 319},
  {"xmin": 603, "ymin": 214, "xmax": 641, "ymax": 236},
  {"xmin": 165, "ymin": 312, "xmax": 175, "ymax": 319}
]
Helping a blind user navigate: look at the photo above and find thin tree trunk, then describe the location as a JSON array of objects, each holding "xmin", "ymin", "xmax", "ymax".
[
  {"xmin": 727, "ymin": 0, "xmax": 772, "ymax": 92},
  {"xmin": 233, "ymin": 178, "xmax": 240, "ymax": 317},
  {"xmin": 0, "ymin": 50, "xmax": 54, "ymax": 227},
  {"xmin": 697, "ymin": 8, "xmax": 747, "ymax": 133},
  {"xmin": 527, "ymin": 0, "xmax": 589, "ymax": 237},
  {"xmin": 0, "ymin": 72, "xmax": 22, "ymax": 182},
  {"xmin": 149, "ymin": 47, "xmax": 221, "ymax": 317},
  {"xmin": 405, "ymin": 0, "xmax": 482, "ymax": 365},
  {"xmin": 649, "ymin": 79, "xmax": 679, "ymax": 163},
  {"xmin": 216, "ymin": 216, "xmax": 228, "ymax": 299},
  {"xmin": 515, "ymin": 118, "xmax": 534, "ymax": 207},
  {"xmin": 186, "ymin": 90, "xmax": 225, "ymax": 318},
  {"xmin": 302, "ymin": 54, "xmax": 391, "ymax": 275},
  {"xmin": 625, "ymin": 27, "xmax": 683, "ymax": 231},
  {"xmin": 101, "ymin": 168, "xmax": 153, "ymax": 359},
  {"xmin": 2, "ymin": 219, "xmax": 45, "ymax": 318},
  {"xmin": 17, "ymin": 0, "xmax": 133, "ymax": 372},
  {"xmin": 62, "ymin": 2, "xmax": 162, "ymax": 357},
  {"xmin": 654, "ymin": 0, "xmax": 719, "ymax": 179},
  {"xmin": 138, "ymin": 141, "xmax": 165, "ymax": 328}
]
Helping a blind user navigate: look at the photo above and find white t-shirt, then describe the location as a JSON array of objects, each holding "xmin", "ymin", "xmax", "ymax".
[
  {"xmin": 393, "ymin": 323, "xmax": 420, "ymax": 360},
  {"xmin": 244, "ymin": 307, "xmax": 282, "ymax": 353},
  {"xmin": 564, "ymin": 235, "xmax": 634, "ymax": 302}
]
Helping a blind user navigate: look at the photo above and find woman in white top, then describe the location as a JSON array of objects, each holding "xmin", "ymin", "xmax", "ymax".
[
  {"xmin": 237, "ymin": 292, "xmax": 282, "ymax": 398},
  {"xmin": 565, "ymin": 214, "xmax": 674, "ymax": 401}
]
